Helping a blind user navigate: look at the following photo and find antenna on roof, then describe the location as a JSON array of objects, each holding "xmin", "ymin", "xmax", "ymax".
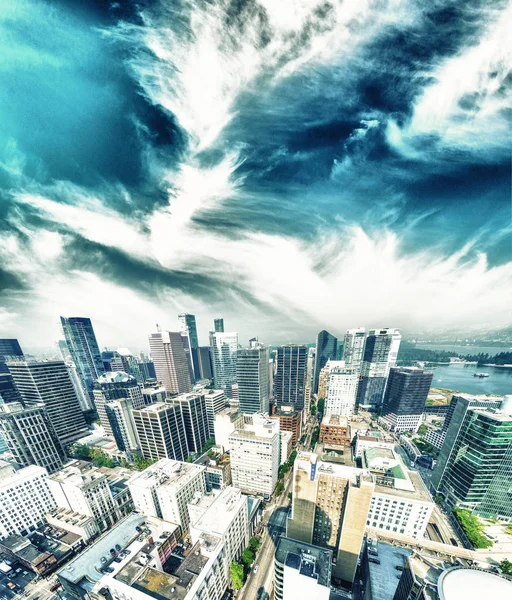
[{"xmin": 156, "ymin": 323, "xmax": 161, "ymax": 332}]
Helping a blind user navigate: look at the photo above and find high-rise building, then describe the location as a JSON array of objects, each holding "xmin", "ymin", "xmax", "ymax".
[
  {"xmin": 60, "ymin": 317, "xmax": 104, "ymax": 409},
  {"xmin": 178, "ymin": 313, "xmax": 199, "ymax": 349},
  {"xmin": 203, "ymin": 389, "xmax": 226, "ymax": 438},
  {"xmin": 325, "ymin": 365, "xmax": 359, "ymax": 418},
  {"xmin": 195, "ymin": 346, "xmax": 213, "ymax": 380},
  {"xmin": 214, "ymin": 318, "xmax": 225, "ymax": 333},
  {"xmin": 132, "ymin": 402, "xmax": 189, "ymax": 462},
  {"xmin": 381, "ymin": 367, "xmax": 433, "ymax": 432},
  {"xmin": 342, "ymin": 328, "xmax": 366, "ymax": 370},
  {"xmin": 92, "ymin": 371, "xmax": 144, "ymax": 436},
  {"xmin": 0, "ymin": 339, "xmax": 23, "ymax": 374},
  {"xmin": 112, "ymin": 348, "xmax": 144, "ymax": 383},
  {"xmin": 274, "ymin": 345, "xmax": 308, "ymax": 411},
  {"xmin": 141, "ymin": 382, "xmax": 167, "ymax": 406},
  {"xmin": 149, "ymin": 331, "xmax": 192, "ymax": 395},
  {"xmin": 236, "ymin": 347, "xmax": 270, "ymax": 414},
  {"xmin": 0, "ymin": 402, "xmax": 65, "ymax": 473},
  {"xmin": 105, "ymin": 398, "xmax": 139, "ymax": 453},
  {"xmin": 271, "ymin": 407, "xmax": 302, "ymax": 445},
  {"xmin": 209, "ymin": 331, "xmax": 238, "ymax": 397},
  {"xmin": 313, "ymin": 331, "xmax": 338, "ymax": 394},
  {"xmin": 287, "ymin": 452, "xmax": 375, "ymax": 585},
  {"xmin": 229, "ymin": 414, "xmax": 279, "ymax": 496},
  {"xmin": 0, "ymin": 465, "xmax": 56, "ymax": 538},
  {"xmin": 274, "ymin": 537, "xmax": 332, "ymax": 600},
  {"xmin": 173, "ymin": 393, "xmax": 209, "ymax": 454},
  {"xmin": 431, "ymin": 397, "xmax": 512, "ymax": 520},
  {"xmin": 0, "ymin": 373, "xmax": 22, "ymax": 404},
  {"xmin": 213, "ymin": 408, "xmax": 243, "ymax": 451},
  {"xmin": 127, "ymin": 458, "xmax": 206, "ymax": 530},
  {"xmin": 47, "ymin": 461, "xmax": 133, "ymax": 532},
  {"xmin": 180, "ymin": 331, "xmax": 196, "ymax": 383},
  {"xmin": 356, "ymin": 328, "xmax": 401, "ymax": 410},
  {"xmin": 317, "ymin": 359, "xmax": 344, "ymax": 400},
  {"xmin": 7, "ymin": 360, "xmax": 88, "ymax": 446},
  {"xmin": 306, "ymin": 347, "xmax": 316, "ymax": 391},
  {"xmin": 65, "ymin": 362, "xmax": 90, "ymax": 412}
]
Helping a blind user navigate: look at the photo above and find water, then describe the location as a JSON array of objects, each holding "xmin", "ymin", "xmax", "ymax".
[
  {"xmin": 429, "ymin": 363, "xmax": 512, "ymax": 396},
  {"xmin": 415, "ymin": 344, "xmax": 511, "ymax": 355}
]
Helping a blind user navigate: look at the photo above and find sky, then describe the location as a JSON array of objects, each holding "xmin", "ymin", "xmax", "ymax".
[{"xmin": 0, "ymin": 0, "xmax": 511, "ymax": 352}]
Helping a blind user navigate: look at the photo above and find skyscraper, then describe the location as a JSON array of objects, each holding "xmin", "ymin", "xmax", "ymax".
[
  {"xmin": 342, "ymin": 328, "xmax": 366, "ymax": 370},
  {"xmin": 0, "ymin": 402, "xmax": 65, "ymax": 473},
  {"xmin": 105, "ymin": 398, "xmax": 139, "ymax": 453},
  {"xmin": 0, "ymin": 339, "xmax": 23, "ymax": 374},
  {"xmin": 431, "ymin": 398, "xmax": 512, "ymax": 520},
  {"xmin": 148, "ymin": 331, "xmax": 192, "ymax": 395},
  {"xmin": 60, "ymin": 317, "xmax": 105, "ymax": 409},
  {"xmin": 195, "ymin": 346, "xmax": 213, "ymax": 380},
  {"xmin": 209, "ymin": 331, "xmax": 238, "ymax": 397},
  {"xmin": 132, "ymin": 403, "xmax": 189, "ymax": 462},
  {"xmin": 214, "ymin": 318, "xmax": 224, "ymax": 333},
  {"xmin": 173, "ymin": 393, "xmax": 209, "ymax": 454},
  {"xmin": 381, "ymin": 367, "xmax": 433, "ymax": 432},
  {"xmin": 325, "ymin": 366, "xmax": 359, "ymax": 418},
  {"xmin": 178, "ymin": 313, "xmax": 199, "ymax": 348},
  {"xmin": 7, "ymin": 360, "xmax": 88, "ymax": 446},
  {"xmin": 356, "ymin": 328, "xmax": 401, "ymax": 410},
  {"xmin": 93, "ymin": 371, "xmax": 144, "ymax": 435},
  {"xmin": 274, "ymin": 345, "xmax": 308, "ymax": 411},
  {"xmin": 313, "ymin": 331, "xmax": 338, "ymax": 394},
  {"xmin": 0, "ymin": 373, "xmax": 22, "ymax": 404},
  {"xmin": 236, "ymin": 347, "xmax": 270, "ymax": 414}
]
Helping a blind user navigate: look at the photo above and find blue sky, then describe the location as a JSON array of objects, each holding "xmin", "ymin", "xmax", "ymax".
[{"xmin": 0, "ymin": 0, "xmax": 510, "ymax": 350}]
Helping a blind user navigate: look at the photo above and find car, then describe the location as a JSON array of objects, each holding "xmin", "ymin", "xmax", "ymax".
[
  {"xmin": 103, "ymin": 567, "xmax": 114, "ymax": 574},
  {"xmin": 113, "ymin": 558, "xmax": 122, "ymax": 563},
  {"xmin": 100, "ymin": 557, "xmax": 107, "ymax": 564},
  {"xmin": 253, "ymin": 565, "xmax": 259, "ymax": 573},
  {"xmin": 7, "ymin": 583, "xmax": 16, "ymax": 590}
]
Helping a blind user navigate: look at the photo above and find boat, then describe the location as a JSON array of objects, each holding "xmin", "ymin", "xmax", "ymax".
[{"xmin": 473, "ymin": 372, "xmax": 489, "ymax": 378}]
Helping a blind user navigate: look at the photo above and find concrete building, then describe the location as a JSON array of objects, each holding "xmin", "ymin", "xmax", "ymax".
[
  {"xmin": 47, "ymin": 461, "xmax": 133, "ymax": 532},
  {"xmin": 274, "ymin": 345, "xmax": 308, "ymax": 411},
  {"xmin": 209, "ymin": 331, "xmax": 238, "ymax": 398},
  {"xmin": 195, "ymin": 346, "xmax": 213, "ymax": 381},
  {"xmin": 46, "ymin": 507, "xmax": 99, "ymax": 542},
  {"xmin": 432, "ymin": 397, "xmax": 512, "ymax": 521},
  {"xmin": 356, "ymin": 328, "xmax": 401, "ymax": 411},
  {"xmin": 178, "ymin": 313, "xmax": 199, "ymax": 349},
  {"xmin": 317, "ymin": 360, "xmax": 345, "ymax": 400},
  {"xmin": 319, "ymin": 415, "xmax": 351, "ymax": 446},
  {"xmin": 229, "ymin": 414, "xmax": 280, "ymax": 496},
  {"xmin": 313, "ymin": 331, "xmax": 338, "ymax": 395},
  {"xmin": 0, "ymin": 338, "xmax": 24, "ymax": 374},
  {"xmin": 7, "ymin": 360, "xmax": 88, "ymax": 446},
  {"xmin": 93, "ymin": 371, "xmax": 144, "ymax": 436},
  {"xmin": 202, "ymin": 389, "xmax": 226, "ymax": 438},
  {"xmin": 213, "ymin": 407, "xmax": 243, "ymax": 451},
  {"xmin": 236, "ymin": 347, "xmax": 270, "ymax": 414},
  {"xmin": 173, "ymin": 393, "xmax": 209, "ymax": 454},
  {"xmin": 381, "ymin": 367, "xmax": 433, "ymax": 433},
  {"xmin": 274, "ymin": 537, "xmax": 332, "ymax": 600},
  {"xmin": 325, "ymin": 365, "xmax": 359, "ymax": 418},
  {"xmin": 271, "ymin": 406, "xmax": 302, "ymax": 445},
  {"xmin": 60, "ymin": 317, "xmax": 104, "ymax": 409},
  {"xmin": 105, "ymin": 398, "xmax": 139, "ymax": 453},
  {"xmin": 362, "ymin": 538, "xmax": 411, "ymax": 600},
  {"xmin": 132, "ymin": 402, "xmax": 189, "ymax": 462},
  {"xmin": 141, "ymin": 382, "xmax": 167, "ymax": 406},
  {"xmin": 149, "ymin": 331, "xmax": 192, "ymax": 395},
  {"xmin": 65, "ymin": 362, "xmax": 91, "ymax": 412},
  {"xmin": 0, "ymin": 402, "xmax": 65, "ymax": 474},
  {"xmin": 214, "ymin": 318, "xmax": 224, "ymax": 333},
  {"xmin": 127, "ymin": 459, "xmax": 206, "ymax": 531},
  {"xmin": 286, "ymin": 452, "xmax": 375, "ymax": 585},
  {"xmin": 0, "ymin": 534, "xmax": 58, "ymax": 575},
  {"xmin": 342, "ymin": 328, "xmax": 366, "ymax": 371},
  {"xmin": 194, "ymin": 452, "xmax": 232, "ymax": 491},
  {"xmin": 0, "ymin": 465, "xmax": 56, "ymax": 539},
  {"xmin": 280, "ymin": 430, "xmax": 294, "ymax": 465}
]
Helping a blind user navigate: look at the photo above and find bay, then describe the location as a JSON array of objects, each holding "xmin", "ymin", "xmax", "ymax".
[{"xmin": 429, "ymin": 363, "xmax": 512, "ymax": 396}]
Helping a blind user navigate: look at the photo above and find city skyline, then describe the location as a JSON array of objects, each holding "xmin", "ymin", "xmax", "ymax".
[{"xmin": 0, "ymin": 1, "xmax": 510, "ymax": 348}]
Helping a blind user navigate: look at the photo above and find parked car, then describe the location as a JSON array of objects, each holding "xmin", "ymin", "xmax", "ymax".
[{"xmin": 253, "ymin": 565, "xmax": 259, "ymax": 573}]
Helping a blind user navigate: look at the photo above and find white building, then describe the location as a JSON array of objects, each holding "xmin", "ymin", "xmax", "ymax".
[
  {"xmin": 46, "ymin": 507, "xmax": 99, "ymax": 542},
  {"xmin": 47, "ymin": 461, "xmax": 132, "ymax": 532},
  {"xmin": 127, "ymin": 458, "xmax": 206, "ymax": 531},
  {"xmin": 229, "ymin": 414, "xmax": 280, "ymax": 496},
  {"xmin": 105, "ymin": 397, "xmax": 139, "ymax": 453},
  {"xmin": 0, "ymin": 465, "xmax": 56, "ymax": 539},
  {"xmin": 213, "ymin": 408, "xmax": 243, "ymax": 450},
  {"xmin": 280, "ymin": 430, "xmax": 293, "ymax": 465},
  {"xmin": 202, "ymin": 389, "xmax": 226, "ymax": 439},
  {"xmin": 148, "ymin": 331, "xmax": 192, "ymax": 395},
  {"xmin": 342, "ymin": 328, "xmax": 366, "ymax": 370},
  {"xmin": 209, "ymin": 332, "xmax": 238, "ymax": 398},
  {"xmin": 325, "ymin": 366, "xmax": 359, "ymax": 418}
]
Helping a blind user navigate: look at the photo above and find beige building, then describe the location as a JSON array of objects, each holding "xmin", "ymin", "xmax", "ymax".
[{"xmin": 148, "ymin": 331, "xmax": 192, "ymax": 395}]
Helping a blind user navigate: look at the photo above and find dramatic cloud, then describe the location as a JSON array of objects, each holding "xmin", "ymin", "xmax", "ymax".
[{"xmin": 0, "ymin": 0, "xmax": 510, "ymax": 351}]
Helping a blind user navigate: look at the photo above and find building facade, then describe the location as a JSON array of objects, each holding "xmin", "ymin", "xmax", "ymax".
[
  {"xmin": 325, "ymin": 365, "xmax": 359, "ymax": 418},
  {"xmin": 236, "ymin": 347, "xmax": 270, "ymax": 414},
  {"xmin": 203, "ymin": 389, "xmax": 226, "ymax": 438},
  {"xmin": 173, "ymin": 393, "xmax": 209, "ymax": 454},
  {"xmin": 178, "ymin": 313, "xmax": 199, "ymax": 349},
  {"xmin": 274, "ymin": 345, "xmax": 308, "ymax": 411},
  {"xmin": 313, "ymin": 330, "xmax": 338, "ymax": 395},
  {"xmin": 148, "ymin": 331, "xmax": 192, "ymax": 395},
  {"xmin": 93, "ymin": 371, "xmax": 144, "ymax": 435},
  {"xmin": 209, "ymin": 332, "xmax": 238, "ymax": 398},
  {"xmin": 342, "ymin": 328, "xmax": 366, "ymax": 370}
]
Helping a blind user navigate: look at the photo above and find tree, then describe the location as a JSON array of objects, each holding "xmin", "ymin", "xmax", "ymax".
[
  {"xmin": 90, "ymin": 448, "xmax": 116, "ymax": 468},
  {"xmin": 275, "ymin": 481, "xmax": 285, "ymax": 496},
  {"xmin": 507, "ymin": 524, "xmax": 512, "ymax": 535},
  {"xmin": 72, "ymin": 443, "xmax": 92, "ymax": 460},
  {"xmin": 201, "ymin": 438, "xmax": 216, "ymax": 454},
  {"xmin": 230, "ymin": 562, "xmax": 244, "ymax": 590},
  {"xmin": 278, "ymin": 464, "xmax": 289, "ymax": 479},
  {"xmin": 418, "ymin": 424, "xmax": 428, "ymax": 435},
  {"xmin": 287, "ymin": 492, "xmax": 292, "ymax": 502},
  {"xmin": 241, "ymin": 548, "xmax": 254, "ymax": 568},
  {"xmin": 310, "ymin": 403, "xmax": 317, "ymax": 416},
  {"xmin": 317, "ymin": 398, "xmax": 325, "ymax": 414},
  {"xmin": 133, "ymin": 453, "xmax": 156, "ymax": 471},
  {"xmin": 249, "ymin": 537, "xmax": 260, "ymax": 551},
  {"xmin": 452, "ymin": 508, "xmax": 492, "ymax": 549},
  {"xmin": 287, "ymin": 451, "xmax": 297, "ymax": 467},
  {"xmin": 500, "ymin": 559, "xmax": 512, "ymax": 575}
]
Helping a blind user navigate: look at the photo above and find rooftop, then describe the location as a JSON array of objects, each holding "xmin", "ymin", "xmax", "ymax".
[
  {"xmin": 275, "ymin": 537, "xmax": 332, "ymax": 588},
  {"xmin": 374, "ymin": 468, "xmax": 432, "ymax": 502},
  {"xmin": 96, "ymin": 371, "xmax": 136, "ymax": 385},
  {"xmin": 366, "ymin": 540, "xmax": 411, "ymax": 600},
  {"xmin": 127, "ymin": 459, "xmax": 205, "ymax": 491},
  {"xmin": 438, "ymin": 567, "xmax": 512, "ymax": 600},
  {"xmin": 191, "ymin": 487, "xmax": 247, "ymax": 536},
  {"xmin": 321, "ymin": 415, "xmax": 349, "ymax": 427}
]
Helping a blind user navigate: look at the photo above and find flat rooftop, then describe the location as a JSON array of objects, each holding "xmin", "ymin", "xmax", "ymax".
[
  {"xmin": 374, "ymin": 469, "xmax": 432, "ymax": 502},
  {"xmin": 276, "ymin": 537, "xmax": 332, "ymax": 588},
  {"xmin": 191, "ymin": 487, "xmax": 246, "ymax": 535},
  {"xmin": 438, "ymin": 567, "xmax": 512, "ymax": 600},
  {"xmin": 128, "ymin": 459, "xmax": 204, "ymax": 491},
  {"xmin": 366, "ymin": 540, "xmax": 411, "ymax": 600},
  {"xmin": 321, "ymin": 415, "xmax": 349, "ymax": 427}
]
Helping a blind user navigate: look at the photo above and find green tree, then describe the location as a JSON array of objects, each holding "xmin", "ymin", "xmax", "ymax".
[
  {"xmin": 500, "ymin": 559, "xmax": 512, "ymax": 575},
  {"xmin": 230, "ymin": 562, "xmax": 244, "ymax": 590},
  {"xmin": 133, "ymin": 453, "xmax": 156, "ymax": 471},
  {"xmin": 452, "ymin": 508, "xmax": 492, "ymax": 549},
  {"xmin": 278, "ymin": 464, "xmax": 289, "ymax": 479},
  {"xmin": 241, "ymin": 548, "xmax": 254, "ymax": 568},
  {"xmin": 249, "ymin": 537, "xmax": 260, "ymax": 551},
  {"xmin": 89, "ymin": 448, "xmax": 116, "ymax": 468},
  {"xmin": 417, "ymin": 424, "xmax": 428, "ymax": 435},
  {"xmin": 275, "ymin": 481, "xmax": 285, "ymax": 496},
  {"xmin": 310, "ymin": 403, "xmax": 317, "ymax": 416},
  {"xmin": 287, "ymin": 451, "xmax": 297, "ymax": 467},
  {"xmin": 507, "ymin": 524, "xmax": 512, "ymax": 535},
  {"xmin": 72, "ymin": 443, "xmax": 92, "ymax": 460},
  {"xmin": 434, "ymin": 495, "xmax": 444, "ymax": 505},
  {"xmin": 201, "ymin": 438, "xmax": 216, "ymax": 454},
  {"xmin": 317, "ymin": 398, "xmax": 325, "ymax": 414},
  {"xmin": 287, "ymin": 492, "xmax": 292, "ymax": 502}
]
